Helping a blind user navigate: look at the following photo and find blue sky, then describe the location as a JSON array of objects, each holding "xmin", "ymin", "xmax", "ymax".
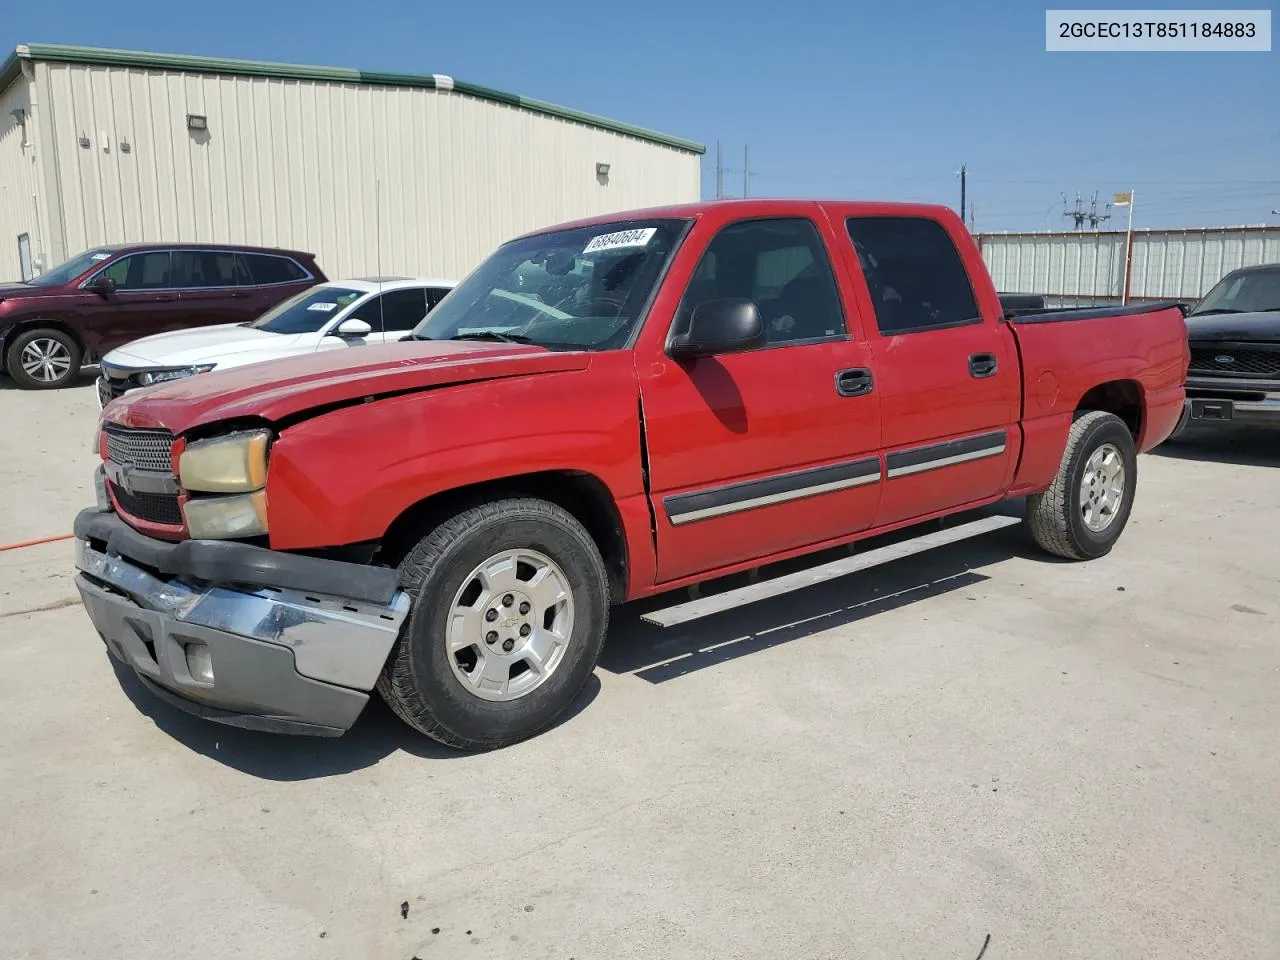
[{"xmin": 5, "ymin": 0, "xmax": 1278, "ymax": 232}]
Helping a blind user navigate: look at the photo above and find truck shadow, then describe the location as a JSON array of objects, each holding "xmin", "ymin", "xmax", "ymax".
[
  {"xmin": 600, "ymin": 509, "xmax": 1040, "ymax": 683},
  {"xmin": 1152, "ymin": 426, "xmax": 1279, "ymax": 468},
  {"xmin": 107, "ymin": 656, "xmax": 601, "ymax": 780},
  {"xmin": 107, "ymin": 508, "xmax": 1040, "ymax": 779}
]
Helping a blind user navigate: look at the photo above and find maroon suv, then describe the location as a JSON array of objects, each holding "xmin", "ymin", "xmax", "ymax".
[{"xmin": 0, "ymin": 243, "xmax": 326, "ymax": 389}]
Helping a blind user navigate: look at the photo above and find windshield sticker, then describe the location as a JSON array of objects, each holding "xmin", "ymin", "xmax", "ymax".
[
  {"xmin": 307, "ymin": 302, "xmax": 338, "ymax": 312},
  {"xmin": 582, "ymin": 227, "xmax": 657, "ymax": 254},
  {"xmin": 91, "ymin": 253, "xmax": 112, "ymax": 261}
]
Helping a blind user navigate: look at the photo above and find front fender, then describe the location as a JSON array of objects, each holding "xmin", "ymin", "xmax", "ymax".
[{"xmin": 263, "ymin": 353, "xmax": 646, "ymax": 551}]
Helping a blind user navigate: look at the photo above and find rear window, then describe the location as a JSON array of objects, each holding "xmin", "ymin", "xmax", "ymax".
[
  {"xmin": 245, "ymin": 254, "xmax": 308, "ymax": 285},
  {"xmin": 845, "ymin": 217, "xmax": 980, "ymax": 334}
]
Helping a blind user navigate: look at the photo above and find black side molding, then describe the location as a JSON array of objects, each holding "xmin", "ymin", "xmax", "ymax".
[{"xmin": 73, "ymin": 508, "xmax": 400, "ymax": 605}]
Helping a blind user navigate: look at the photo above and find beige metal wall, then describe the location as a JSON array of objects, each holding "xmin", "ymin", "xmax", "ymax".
[
  {"xmin": 33, "ymin": 60, "xmax": 701, "ymax": 280},
  {"xmin": 0, "ymin": 72, "xmax": 46, "ymax": 280}
]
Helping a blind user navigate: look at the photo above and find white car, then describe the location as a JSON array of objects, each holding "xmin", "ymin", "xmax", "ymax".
[{"xmin": 96, "ymin": 276, "xmax": 454, "ymax": 406}]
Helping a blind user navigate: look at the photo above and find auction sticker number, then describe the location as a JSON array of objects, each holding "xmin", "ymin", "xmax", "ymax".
[{"xmin": 583, "ymin": 227, "xmax": 657, "ymax": 254}]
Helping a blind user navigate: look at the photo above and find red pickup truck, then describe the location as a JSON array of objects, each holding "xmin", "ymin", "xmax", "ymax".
[{"xmin": 75, "ymin": 200, "xmax": 1188, "ymax": 750}]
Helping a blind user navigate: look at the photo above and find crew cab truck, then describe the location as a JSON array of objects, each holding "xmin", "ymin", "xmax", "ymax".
[{"xmin": 74, "ymin": 200, "xmax": 1189, "ymax": 751}]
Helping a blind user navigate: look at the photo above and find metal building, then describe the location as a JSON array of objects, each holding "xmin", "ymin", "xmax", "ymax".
[
  {"xmin": 978, "ymin": 226, "xmax": 1280, "ymax": 307},
  {"xmin": 0, "ymin": 44, "xmax": 704, "ymax": 282}
]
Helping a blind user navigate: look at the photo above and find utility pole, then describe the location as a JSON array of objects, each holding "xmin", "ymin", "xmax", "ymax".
[
  {"xmin": 743, "ymin": 145, "xmax": 751, "ymax": 198},
  {"xmin": 1114, "ymin": 190, "xmax": 1135, "ymax": 304},
  {"xmin": 959, "ymin": 164, "xmax": 966, "ymax": 226},
  {"xmin": 715, "ymin": 141, "xmax": 723, "ymax": 199}
]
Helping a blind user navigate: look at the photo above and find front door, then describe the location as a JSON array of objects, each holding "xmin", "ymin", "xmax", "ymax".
[
  {"xmin": 841, "ymin": 215, "xmax": 1021, "ymax": 527},
  {"xmin": 639, "ymin": 215, "xmax": 883, "ymax": 583},
  {"xmin": 83, "ymin": 251, "xmax": 190, "ymax": 354}
]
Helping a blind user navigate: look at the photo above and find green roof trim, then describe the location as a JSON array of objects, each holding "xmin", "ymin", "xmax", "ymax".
[{"xmin": 1, "ymin": 43, "xmax": 705, "ymax": 155}]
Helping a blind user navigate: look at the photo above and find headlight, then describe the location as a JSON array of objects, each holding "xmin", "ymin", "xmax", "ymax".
[
  {"xmin": 139, "ymin": 364, "xmax": 215, "ymax": 386},
  {"xmin": 184, "ymin": 491, "xmax": 268, "ymax": 539},
  {"xmin": 178, "ymin": 429, "xmax": 271, "ymax": 493}
]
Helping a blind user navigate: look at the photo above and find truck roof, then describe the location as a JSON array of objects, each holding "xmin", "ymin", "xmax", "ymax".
[{"xmin": 516, "ymin": 199, "xmax": 961, "ymax": 242}]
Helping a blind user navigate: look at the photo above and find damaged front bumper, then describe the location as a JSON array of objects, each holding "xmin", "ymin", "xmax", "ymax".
[{"xmin": 73, "ymin": 508, "xmax": 410, "ymax": 736}]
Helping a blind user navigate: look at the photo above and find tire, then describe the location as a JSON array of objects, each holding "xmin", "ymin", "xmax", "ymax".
[
  {"xmin": 376, "ymin": 497, "xmax": 610, "ymax": 751},
  {"xmin": 5, "ymin": 327, "xmax": 82, "ymax": 390},
  {"xmin": 1025, "ymin": 410, "xmax": 1138, "ymax": 561}
]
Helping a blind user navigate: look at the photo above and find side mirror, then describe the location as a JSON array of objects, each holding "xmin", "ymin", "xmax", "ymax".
[
  {"xmin": 668, "ymin": 298, "xmax": 766, "ymax": 359},
  {"xmin": 89, "ymin": 275, "xmax": 116, "ymax": 297},
  {"xmin": 336, "ymin": 317, "xmax": 372, "ymax": 338}
]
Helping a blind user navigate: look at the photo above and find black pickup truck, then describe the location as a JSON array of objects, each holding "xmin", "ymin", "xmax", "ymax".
[{"xmin": 1176, "ymin": 263, "xmax": 1280, "ymax": 433}]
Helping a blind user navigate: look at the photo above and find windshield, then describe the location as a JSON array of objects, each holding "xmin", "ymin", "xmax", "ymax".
[
  {"xmin": 1192, "ymin": 267, "xmax": 1280, "ymax": 315},
  {"xmin": 247, "ymin": 286, "xmax": 364, "ymax": 334},
  {"xmin": 26, "ymin": 248, "xmax": 121, "ymax": 287},
  {"xmin": 410, "ymin": 218, "xmax": 689, "ymax": 350}
]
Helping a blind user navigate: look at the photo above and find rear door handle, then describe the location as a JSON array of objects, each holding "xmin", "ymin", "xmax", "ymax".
[
  {"xmin": 835, "ymin": 367, "xmax": 874, "ymax": 398},
  {"xmin": 968, "ymin": 353, "xmax": 998, "ymax": 378}
]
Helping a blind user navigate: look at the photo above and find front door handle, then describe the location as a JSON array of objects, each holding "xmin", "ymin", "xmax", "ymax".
[
  {"xmin": 835, "ymin": 367, "xmax": 874, "ymax": 398},
  {"xmin": 968, "ymin": 353, "xmax": 998, "ymax": 378}
]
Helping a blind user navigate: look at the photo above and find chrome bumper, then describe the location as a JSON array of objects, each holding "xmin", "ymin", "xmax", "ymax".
[{"xmin": 75, "ymin": 538, "xmax": 411, "ymax": 735}]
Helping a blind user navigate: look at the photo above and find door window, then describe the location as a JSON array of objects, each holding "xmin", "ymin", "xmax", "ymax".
[
  {"xmin": 101, "ymin": 251, "xmax": 174, "ymax": 290},
  {"xmin": 350, "ymin": 289, "xmax": 430, "ymax": 333},
  {"xmin": 171, "ymin": 250, "xmax": 247, "ymax": 288},
  {"xmin": 845, "ymin": 217, "xmax": 981, "ymax": 335},
  {"xmin": 675, "ymin": 218, "xmax": 846, "ymax": 345},
  {"xmin": 244, "ymin": 254, "xmax": 308, "ymax": 285},
  {"xmin": 426, "ymin": 287, "xmax": 451, "ymax": 311}
]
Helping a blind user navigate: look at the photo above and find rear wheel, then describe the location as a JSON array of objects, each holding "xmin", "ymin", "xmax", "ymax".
[
  {"xmin": 377, "ymin": 497, "xmax": 609, "ymax": 751},
  {"xmin": 6, "ymin": 327, "xmax": 82, "ymax": 389},
  {"xmin": 1025, "ymin": 410, "xmax": 1137, "ymax": 561}
]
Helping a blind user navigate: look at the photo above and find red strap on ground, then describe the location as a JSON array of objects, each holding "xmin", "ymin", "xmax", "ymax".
[{"xmin": 0, "ymin": 533, "xmax": 75, "ymax": 552}]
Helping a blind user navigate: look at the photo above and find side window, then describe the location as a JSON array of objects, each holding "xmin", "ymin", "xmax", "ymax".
[
  {"xmin": 845, "ymin": 216, "xmax": 980, "ymax": 335},
  {"xmin": 426, "ymin": 287, "xmax": 451, "ymax": 311},
  {"xmin": 377, "ymin": 289, "xmax": 430, "ymax": 333},
  {"xmin": 675, "ymin": 218, "xmax": 845, "ymax": 345},
  {"xmin": 245, "ymin": 254, "xmax": 307, "ymax": 285},
  {"xmin": 101, "ymin": 251, "xmax": 173, "ymax": 290},
  {"xmin": 100, "ymin": 255, "xmax": 134, "ymax": 286},
  {"xmin": 171, "ymin": 250, "xmax": 246, "ymax": 288}
]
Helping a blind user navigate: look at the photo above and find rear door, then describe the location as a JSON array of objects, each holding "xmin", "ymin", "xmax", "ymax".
[
  {"xmin": 840, "ymin": 214, "xmax": 1020, "ymax": 527},
  {"xmin": 638, "ymin": 211, "xmax": 883, "ymax": 583},
  {"xmin": 170, "ymin": 250, "xmax": 251, "ymax": 328}
]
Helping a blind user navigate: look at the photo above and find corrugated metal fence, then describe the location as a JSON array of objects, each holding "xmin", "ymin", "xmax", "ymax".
[{"xmin": 977, "ymin": 226, "xmax": 1280, "ymax": 307}]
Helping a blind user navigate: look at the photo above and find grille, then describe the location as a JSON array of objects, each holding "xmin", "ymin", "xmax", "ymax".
[
  {"xmin": 109, "ymin": 482, "xmax": 183, "ymax": 526},
  {"xmin": 1188, "ymin": 346, "xmax": 1280, "ymax": 379},
  {"xmin": 103, "ymin": 424, "xmax": 174, "ymax": 472}
]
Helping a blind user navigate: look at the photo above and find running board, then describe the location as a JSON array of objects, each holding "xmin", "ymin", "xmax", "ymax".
[{"xmin": 640, "ymin": 514, "xmax": 1021, "ymax": 627}]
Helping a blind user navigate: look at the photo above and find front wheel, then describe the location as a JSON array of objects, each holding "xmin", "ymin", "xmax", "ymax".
[
  {"xmin": 6, "ymin": 327, "xmax": 82, "ymax": 389},
  {"xmin": 1025, "ymin": 410, "xmax": 1138, "ymax": 561},
  {"xmin": 377, "ymin": 498, "xmax": 609, "ymax": 751}
]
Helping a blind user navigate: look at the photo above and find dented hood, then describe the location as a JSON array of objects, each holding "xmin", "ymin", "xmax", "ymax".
[{"xmin": 101, "ymin": 339, "xmax": 591, "ymax": 434}]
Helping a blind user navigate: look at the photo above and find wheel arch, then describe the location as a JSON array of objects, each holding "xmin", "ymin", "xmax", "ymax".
[
  {"xmin": 1, "ymin": 319, "xmax": 86, "ymax": 373},
  {"xmin": 1075, "ymin": 379, "xmax": 1144, "ymax": 439},
  {"xmin": 376, "ymin": 470, "xmax": 629, "ymax": 604}
]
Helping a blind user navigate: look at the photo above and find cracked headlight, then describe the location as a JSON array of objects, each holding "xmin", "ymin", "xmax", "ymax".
[{"xmin": 139, "ymin": 364, "xmax": 216, "ymax": 386}]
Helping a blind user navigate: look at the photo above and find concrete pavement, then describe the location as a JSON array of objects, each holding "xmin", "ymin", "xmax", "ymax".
[{"xmin": 2, "ymin": 379, "xmax": 1278, "ymax": 959}]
